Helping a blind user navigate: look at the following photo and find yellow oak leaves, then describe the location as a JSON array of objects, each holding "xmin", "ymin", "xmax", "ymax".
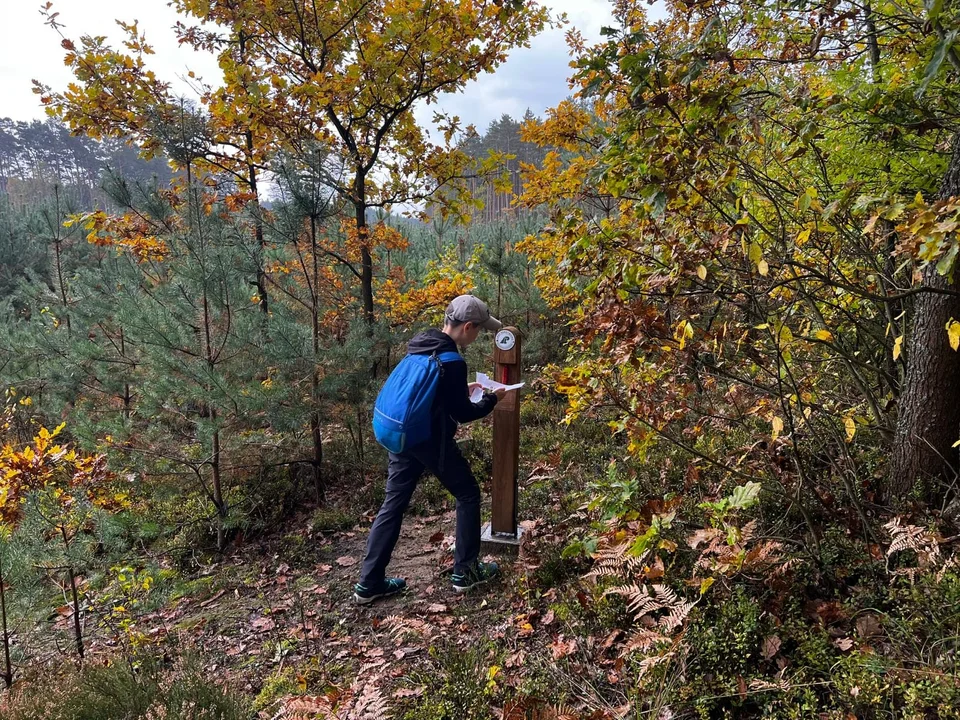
[
  {"xmin": 66, "ymin": 211, "xmax": 170, "ymax": 263},
  {"xmin": 0, "ymin": 420, "xmax": 117, "ymax": 527}
]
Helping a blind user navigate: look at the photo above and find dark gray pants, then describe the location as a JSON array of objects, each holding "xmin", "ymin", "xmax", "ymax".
[{"xmin": 358, "ymin": 436, "xmax": 481, "ymax": 588}]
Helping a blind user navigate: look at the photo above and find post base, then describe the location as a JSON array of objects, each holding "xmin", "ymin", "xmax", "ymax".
[{"xmin": 480, "ymin": 522, "xmax": 525, "ymax": 554}]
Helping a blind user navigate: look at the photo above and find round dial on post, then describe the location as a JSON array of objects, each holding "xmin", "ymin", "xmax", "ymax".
[{"xmin": 495, "ymin": 329, "xmax": 516, "ymax": 351}]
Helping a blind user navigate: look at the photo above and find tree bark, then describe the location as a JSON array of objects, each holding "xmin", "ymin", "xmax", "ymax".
[
  {"xmin": 355, "ymin": 173, "xmax": 374, "ymax": 328},
  {"xmin": 309, "ymin": 214, "xmax": 324, "ymax": 503},
  {"xmin": 68, "ymin": 564, "xmax": 84, "ymax": 660},
  {"xmin": 0, "ymin": 555, "xmax": 13, "ymax": 688},
  {"xmin": 889, "ymin": 133, "xmax": 960, "ymax": 501},
  {"xmin": 239, "ymin": 30, "xmax": 269, "ymax": 319},
  {"xmin": 60, "ymin": 527, "xmax": 84, "ymax": 661}
]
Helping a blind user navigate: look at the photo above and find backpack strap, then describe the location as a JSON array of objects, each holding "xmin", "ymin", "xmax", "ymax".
[
  {"xmin": 421, "ymin": 350, "xmax": 464, "ymax": 378},
  {"xmin": 437, "ymin": 350, "xmax": 464, "ymax": 364}
]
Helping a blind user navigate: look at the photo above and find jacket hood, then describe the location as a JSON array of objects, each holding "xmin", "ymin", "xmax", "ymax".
[{"xmin": 407, "ymin": 329, "xmax": 459, "ymax": 356}]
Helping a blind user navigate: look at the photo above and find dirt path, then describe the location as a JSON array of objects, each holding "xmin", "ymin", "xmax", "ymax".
[{"xmin": 126, "ymin": 507, "xmax": 521, "ymax": 708}]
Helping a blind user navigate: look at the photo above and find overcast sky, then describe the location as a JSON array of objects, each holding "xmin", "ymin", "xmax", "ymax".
[{"xmin": 1, "ymin": 0, "xmax": 615, "ymax": 133}]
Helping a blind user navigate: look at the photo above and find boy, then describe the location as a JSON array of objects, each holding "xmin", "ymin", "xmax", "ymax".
[{"xmin": 354, "ymin": 295, "xmax": 508, "ymax": 604}]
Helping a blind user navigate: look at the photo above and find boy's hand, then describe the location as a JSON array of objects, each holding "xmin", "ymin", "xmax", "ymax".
[
  {"xmin": 468, "ymin": 382, "xmax": 483, "ymax": 395},
  {"xmin": 493, "ymin": 387, "xmax": 507, "ymax": 400}
]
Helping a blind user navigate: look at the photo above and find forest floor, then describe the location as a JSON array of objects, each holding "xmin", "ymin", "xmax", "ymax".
[
  {"xmin": 12, "ymin": 398, "xmax": 960, "ymax": 720},
  {"xmin": 16, "ymin": 403, "xmax": 630, "ymax": 718},
  {"xmin": 95, "ymin": 471, "xmax": 608, "ymax": 718},
  {"xmin": 140, "ymin": 506, "xmax": 519, "ymax": 685}
]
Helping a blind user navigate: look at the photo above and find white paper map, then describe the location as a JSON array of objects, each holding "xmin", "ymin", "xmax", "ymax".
[{"xmin": 470, "ymin": 372, "xmax": 525, "ymax": 403}]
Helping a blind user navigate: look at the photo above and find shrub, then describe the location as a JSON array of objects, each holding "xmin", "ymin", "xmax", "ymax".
[{"xmin": 0, "ymin": 655, "xmax": 248, "ymax": 720}]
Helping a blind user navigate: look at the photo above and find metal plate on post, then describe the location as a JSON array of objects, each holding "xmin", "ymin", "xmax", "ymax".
[
  {"xmin": 480, "ymin": 521, "xmax": 525, "ymax": 554},
  {"xmin": 495, "ymin": 329, "xmax": 516, "ymax": 351}
]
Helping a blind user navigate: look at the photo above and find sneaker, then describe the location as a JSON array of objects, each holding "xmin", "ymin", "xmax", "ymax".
[
  {"xmin": 353, "ymin": 577, "xmax": 407, "ymax": 605},
  {"xmin": 451, "ymin": 562, "xmax": 500, "ymax": 593}
]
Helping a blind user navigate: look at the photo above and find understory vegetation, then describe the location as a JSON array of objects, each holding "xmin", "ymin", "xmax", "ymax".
[{"xmin": 2, "ymin": 0, "xmax": 960, "ymax": 716}]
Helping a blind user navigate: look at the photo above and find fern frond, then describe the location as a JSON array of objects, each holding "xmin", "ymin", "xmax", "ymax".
[
  {"xmin": 271, "ymin": 695, "xmax": 334, "ymax": 720},
  {"xmin": 885, "ymin": 516, "xmax": 941, "ymax": 574},
  {"xmin": 749, "ymin": 677, "xmax": 791, "ymax": 692},
  {"xmin": 936, "ymin": 555, "xmax": 959, "ymax": 582},
  {"xmin": 622, "ymin": 628, "xmax": 671, "ymax": 654},
  {"xmin": 636, "ymin": 651, "xmax": 675, "ymax": 678},
  {"xmin": 550, "ymin": 703, "xmax": 579, "ymax": 720},
  {"xmin": 587, "ymin": 542, "xmax": 650, "ymax": 581},
  {"xmin": 651, "ymin": 583, "xmax": 679, "ymax": 607},
  {"xmin": 347, "ymin": 682, "xmax": 392, "ymax": 720},
  {"xmin": 770, "ymin": 558, "xmax": 800, "ymax": 577},
  {"xmin": 743, "ymin": 540, "xmax": 783, "ymax": 567},
  {"xmin": 605, "ymin": 583, "xmax": 662, "ymax": 617},
  {"xmin": 660, "ymin": 600, "xmax": 694, "ymax": 632},
  {"xmin": 381, "ymin": 614, "xmax": 432, "ymax": 640}
]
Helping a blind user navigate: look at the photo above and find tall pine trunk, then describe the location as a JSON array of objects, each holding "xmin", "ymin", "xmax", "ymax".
[
  {"xmin": 309, "ymin": 215, "xmax": 324, "ymax": 503},
  {"xmin": 889, "ymin": 133, "xmax": 960, "ymax": 502},
  {"xmin": 355, "ymin": 173, "xmax": 374, "ymax": 328},
  {"xmin": 239, "ymin": 30, "xmax": 269, "ymax": 319},
  {"xmin": 0, "ymin": 555, "xmax": 12, "ymax": 688}
]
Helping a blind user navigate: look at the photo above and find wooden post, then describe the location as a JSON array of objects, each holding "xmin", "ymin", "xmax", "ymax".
[{"xmin": 483, "ymin": 327, "xmax": 522, "ymax": 548}]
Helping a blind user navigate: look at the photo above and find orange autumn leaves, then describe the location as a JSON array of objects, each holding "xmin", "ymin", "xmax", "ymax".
[
  {"xmin": 378, "ymin": 275, "xmax": 475, "ymax": 326},
  {"xmin": 64, "ymin": 185, "xmax": 264, "ymax": 264},
  {"xmin": 65, "ymin": 210, "xmax": 169, "ymax": 263},
  {"xmin": 0, "ymin": 417, "xmax": 121, "ymax": 527},
  {"xmin": 36, "ymin": 0, "xmax": 548, "ymax": 223},
  {"xmin": 68, "ymin": 194, "xmax": 472, "ymax": 329}
]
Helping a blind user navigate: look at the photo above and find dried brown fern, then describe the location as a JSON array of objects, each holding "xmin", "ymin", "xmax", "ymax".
[
  {"xmin": 748, "ymin": 677, "xmax": 791, "ymax": 692},
  {"xmin": 653, "ymin": 584, "xmax": 695, "ymax": 632},
  {"xmin": 885, "ymin": 518, "xmax": 940, "ymax": 561},
  {"xmin": 622, "ymin": 628, "xmax": 671, "ymax": 653},
  {"xmin": 586, "ymin": 542, "xmax": 650, "ymax": 582},
  {"xmin": 604, "ymin": 582, "xmax": 695, "ymax": 635},
  {"xmin": 380, "ymin": 614, "xmax": 434, "ymax": 641},
  {"xmin": 269, "ymin": 694, "xmax": 334, "ymax": 720},
  {"xmin": 267, "ymin": 681, "xmax": 392, "ymax": 720},
  {"xmin": 636, "ymin": 650, "xmax": 676, "ymax": 679},
  {"xmin": 694, "ymin": 529, "xmax": 785, "ymax": 577},
  {"xmin": 347, "ymin": 682, "xmax": 391, "ymax": 720},
  {"xmin": 885, "ymin": 517, "xmax": 942, "ymax": 579}
]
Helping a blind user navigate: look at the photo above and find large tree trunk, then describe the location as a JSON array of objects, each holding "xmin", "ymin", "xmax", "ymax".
[
  {"xmin": 355, "ymin": 174, "xmax": 379, "ymax": 382},
  {"xmin": 888, "ymin": 133, "xmax": 960, "ymax": 502}
]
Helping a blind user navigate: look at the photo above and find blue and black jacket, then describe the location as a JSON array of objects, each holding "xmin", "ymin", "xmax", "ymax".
[{"xmin": 406, "ymin": 329, "xmax": 498, "ymax": 443}]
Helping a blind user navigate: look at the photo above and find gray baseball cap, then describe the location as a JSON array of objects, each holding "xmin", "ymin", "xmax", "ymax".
[{"xmin": 445, "ymin": 295, "xmax": 502, "ymax": 331}]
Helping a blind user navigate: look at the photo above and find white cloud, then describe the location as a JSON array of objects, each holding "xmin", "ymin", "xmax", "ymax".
[
  {"xmin": 1, "ymin": 0, "xmax": 220, "ymax": 123},
  {"xmin": 416, "ymin": 0, "xmax": 615, "ymax": 131}
]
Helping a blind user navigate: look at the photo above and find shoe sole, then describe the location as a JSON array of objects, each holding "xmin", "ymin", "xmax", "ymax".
[
  {"xmin": 353, "ymin": 588, "xmax": 404, "ymax": 605},
  {"xmin": 451, "ymin": 575, "xmax": 498, "ymax": 594}
]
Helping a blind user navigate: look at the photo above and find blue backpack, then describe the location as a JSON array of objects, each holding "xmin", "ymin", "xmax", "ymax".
[{"xmin": 372, "ymin": 351, "xmax": 463, "ymax": 453}]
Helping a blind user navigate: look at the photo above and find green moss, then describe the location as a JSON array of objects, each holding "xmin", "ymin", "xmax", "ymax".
[
  {"xmin": 168, "ymin": 574, "xmax": 217, "ymax": 603},
  {"xmin": 309, "ymin": 506, "xmax": 357, "ymax": 534},
  {"xmin": 252, "ymin": 669, "xmax": 301, "ymax": 713}
]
